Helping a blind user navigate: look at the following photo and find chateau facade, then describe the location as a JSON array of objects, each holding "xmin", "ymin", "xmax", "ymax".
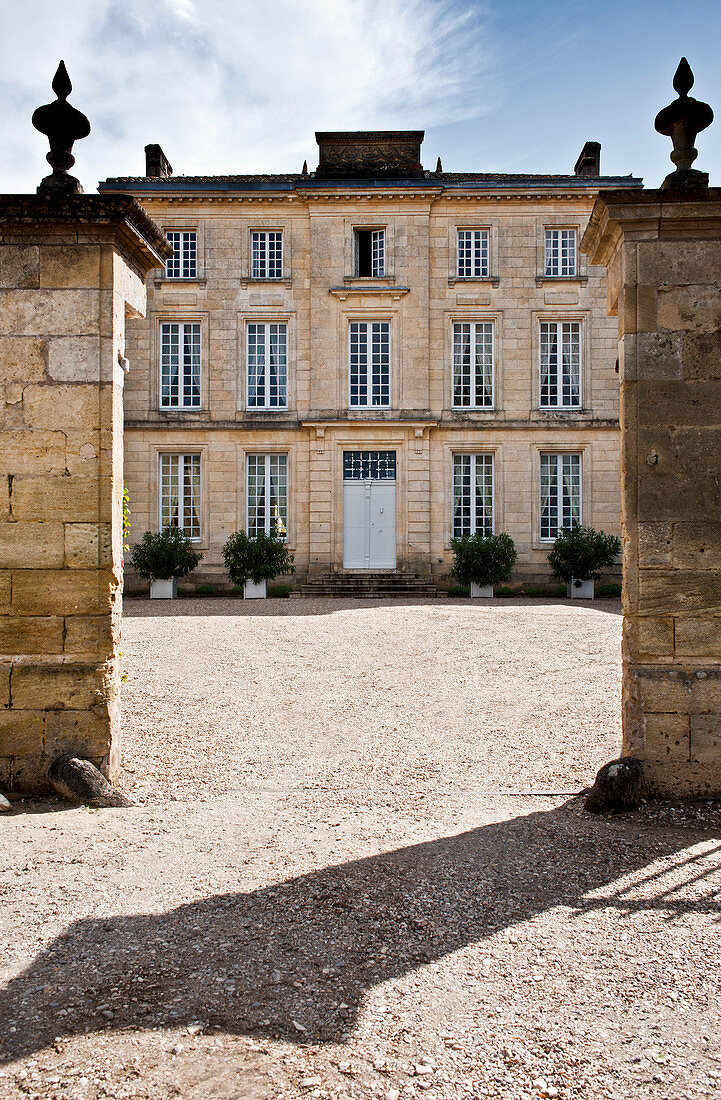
[{"xmin": 99, "ymin": 132, "xmax": 641, "ymax": 588}]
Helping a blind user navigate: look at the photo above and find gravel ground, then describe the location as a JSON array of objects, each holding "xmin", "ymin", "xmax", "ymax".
[{"xmin": 1, "ymin": 596, "xmax": 721, "ymax": 1100}]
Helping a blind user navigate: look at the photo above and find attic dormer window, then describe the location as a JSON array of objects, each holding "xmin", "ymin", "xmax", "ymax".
[{"xmin": 355, "ymin": 229, "xmax": 385, "ymax": 277}]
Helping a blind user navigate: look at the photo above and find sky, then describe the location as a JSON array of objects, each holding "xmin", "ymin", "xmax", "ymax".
[{"xmin": 2, "ymin": 0, "xmax": 720, "ymax": 193}]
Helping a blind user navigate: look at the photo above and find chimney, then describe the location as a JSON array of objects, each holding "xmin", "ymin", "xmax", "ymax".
[
  {"xmin": 574, "ymin": 141, "xmax": 601, "ymax": 177},
  {"xmin": 145, "ymin": 143, "xmax": 173, "ymax": 179}
]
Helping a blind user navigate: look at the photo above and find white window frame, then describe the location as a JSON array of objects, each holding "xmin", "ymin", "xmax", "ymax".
[
  {"xmin": 544, "ymin": 228, "xmax": 577, "ymax": 277},
  {"xmin": 159, "ymin": 453, "xmax": 202, "ymax": 541},
  {"xmin": 452, "ymin": 321, "xmax": 494, "ymax": 408},
  {"xmin": 452, "ymin": 453, "xmax": 494, "ymax": 539},
  {"xmin": 540, "ymin": 452, "xmax": 581, "ymax": 542},
  {"xmin": 457, "ymin": 229, "xmax": 489, "ymax": 279},
  {"xmin": 159, "ymin": 321, "xmax": 201, "ymax": 409},
  {"xmin": 165, "ymin": 230, "xmax": 197, "ymax": 279},
  {"xmin": 354, "ymin": 228, "xmax": 386, "ymax": 277},
  {"xmin": 246, "ymin": 453, "xmax": 289, "ymax": 539},
  {"xmin": 539, "ymin": 320, "xmax": 581, "ymax": 409},
  {"xmin": 349, "ymin": 320, "xmax": 391, "ymax": 408},
  {"xmin": 251, "ymin": 230, "xmax": 284, "ymax": 279},
  {"xmin": 246, "ymin": 322, "xmax": 288, "ymax": 409}
]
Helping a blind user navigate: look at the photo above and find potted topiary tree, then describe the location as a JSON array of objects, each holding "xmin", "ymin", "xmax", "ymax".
[
  {"xmin": 547, "ymin": 524, "xmax": 621, "ymax": 599},
  {"xmin": 222, "ymin": 529, "xmax": 295, "ymax": 599},
  {"xmin": 450, "ymin": 532, "xmax": 517, "ymax": 598},
  {"xmin": 129, "ymin": 526, "xmax": 203, "ymax": 599}
]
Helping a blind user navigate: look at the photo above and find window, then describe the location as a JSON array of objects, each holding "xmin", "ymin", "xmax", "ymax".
[
  {"xmin": 457, "ymin": 229, "xmax": 489, "ymax": 278},
  {"xmin": 343, "ymin": 451, "xmax": 396, "ymax": 480},
  {"xmin": 165, "ymin": 231, "xmax": 197, "ymax": 279},
  {"xmin": 247, "ymin": 454, "xmax": 288, "ymax": 538},
  {"xmin": 453, "ymin": 454, "xmax": 494, "ymax": 538},
  {"xmin": 452, "ymin": 321, "xmax": 494, "ymax": 407},
  {"xmin": 544, "ymin": 229, "xmax": 577, "ymax": 276},
  {"xmin": 540, "ymin": 453, "xmax": 581, "ymax": 541},
  {"xmin": 247, "ymin": 323, "xmax": 288, "ymax": 408},
  {"xmin": 355, "ymin": 229, "xmax": 385, "ymax": 277},
  {"xmin": 251, "ymin": 231, "xmax": 283, "ymax": 279},
  {"xmin": 159, "ymin": 453, "xmax": 201, "ymax": 540},
  {"xmin": 160, "ymin": 322, "xmax": 201, "ymax": 408},
  {"xmin": 349, "ymin": 321, "xmax": 390, "ymax": 407},
  {"xmin": 540, "ymin": 321, "xmax": 581, "ymax": 408}
]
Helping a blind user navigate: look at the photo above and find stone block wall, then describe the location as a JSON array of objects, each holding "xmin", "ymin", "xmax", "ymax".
[
  {"xmin": 583, "ymin": 189, "xmax": 721, "ymax": 796},
  {"xmin": 0, "ymin": 197, "xmax": 168, "ymax": 793}
]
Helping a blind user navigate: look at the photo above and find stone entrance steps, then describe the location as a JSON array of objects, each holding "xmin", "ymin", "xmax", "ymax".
[{"xmin": 298, "ymin": 571, "xmax": 438, "ymax": 599}]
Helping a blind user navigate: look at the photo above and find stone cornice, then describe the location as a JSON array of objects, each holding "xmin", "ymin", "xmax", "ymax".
[{"xmin": 582, "ymin": 187, "xmax": 721, "ymax": 267}]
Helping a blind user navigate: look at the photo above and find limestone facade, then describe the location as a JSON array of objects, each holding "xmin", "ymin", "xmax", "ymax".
[
  {"xmin": 100, "ymin": 135, "xmax": 641, "ymax": 586},
  {"xmin": 0, "ymin": 196, "xmax": 169, "ymax": 792},
  {"xmin": 583, "ymin": 189, "xmax": 721, "ymax": 797}
]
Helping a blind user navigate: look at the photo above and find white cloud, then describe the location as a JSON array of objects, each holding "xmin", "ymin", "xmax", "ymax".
[{"xmin": 0, "ymin": 0, "xmax": 494, "ymax": 192}]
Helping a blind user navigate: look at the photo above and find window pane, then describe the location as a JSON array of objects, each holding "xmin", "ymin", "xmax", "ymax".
[
  {"xmin": 453, "ymin": 454, "xmax": 471, "ymax": 537},
  {"xmin": 371, "ymin": 230, "xmax": 385, "ymax": 277},
  {"xmin": 343, "ymin": 451, "xmax": 396, "ymax": 480},
  {"xmin": 545, "ymin": 229, "xmax": 576, "ymax": 276},
  {"xmin": 474, "ymin": 322, "xmax": 494, "ymax": 406},
  {"xmin": 452, "ymin": 323, "xmax": 471, "ymax": 406},
  {"xmin": 457, "ymin": 230, "xmax": 488, "ymax": 278},
  {"xmin": 165, "ymin": 231, "xmax": 197, "ymax": 279},
  {"xmin": 247, "ymin": 454, "xmax": 266, "ymax": 537},
  {"xmin": 160, "ymin": 453, "xmax": 200, "ymax": 539},
  {"xmin": 247, "ymin": 454, "xmax": 288, "ymax": 538},
  {"xmin": 160, "ymin": 323, "xmax": 179, "ymax": 406},
  {"xmin": 540, "ymin": 453, "xmax": 580, "ymax": 540},
  {"xmin": 160, "ymin": 454, "xmax": 179, "ymax": 529}
]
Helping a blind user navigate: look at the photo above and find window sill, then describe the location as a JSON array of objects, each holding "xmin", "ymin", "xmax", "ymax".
[
  {"xmin": 343, "ymin": 275, "xmax": 394, "ymax": 286},
  {"xmin": 535, "ymin": 275, "xmax": 587, "ymax": 287},
  {"xmin": 329, "ymin": 285, "xmax": 410, "ymax": 300},
  {"xmin": 448, "ymin": 276, "xmax": 500, "ymax": 287},
  {"xmin": 153, "ymin": 277, "xmax": 207, "ymax": 288},
  {"xmin": 534, "ymin": 406, "xmax": 585, "ymax": 416}
]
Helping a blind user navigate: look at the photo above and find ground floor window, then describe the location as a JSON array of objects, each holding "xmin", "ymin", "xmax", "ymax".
[
  {"xmin": 540, "ymin": 452, "xmax": 581, "ymax": 540},
  {"xmin": 453, "ymin": 453, "xmax": 494, "ymax": 538},
  {"xmin": 247, "ymin": 454, "xmax": 288, "ymax": 538},
  {"xmin": 159, "ymin": 453, "xmax": 201, "ymax": 540}
]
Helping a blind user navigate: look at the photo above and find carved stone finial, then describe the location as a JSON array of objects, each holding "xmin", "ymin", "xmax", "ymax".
[
  {"xmin": 655, "ymin": 57, "xmax": 713, "ymax": 191},
  {"xmin": 435, "ymin": 156, "xmax": 443, "ymax": 174},
  {"xmin": 32, "ymin": 61, "xmax": 91, "ymax": 197},
  {"xmin": 301, "ymin": 159, "xmax": 308, "ymax": 177}
]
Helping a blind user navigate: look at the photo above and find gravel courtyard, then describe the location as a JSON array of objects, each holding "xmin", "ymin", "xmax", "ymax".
[{"xmin": 2, "ymin": 597, "xmax": 721, "ymax": 1100}]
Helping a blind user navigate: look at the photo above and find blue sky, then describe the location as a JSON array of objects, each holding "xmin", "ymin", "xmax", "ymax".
[{"xmin": 2, "ymin": 0, "xmax": 720, "ymax": 192}]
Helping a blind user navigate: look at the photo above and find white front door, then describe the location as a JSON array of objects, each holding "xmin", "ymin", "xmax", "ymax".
[{"xmin": 342, "ymin": 451, "xmax": 397, "ymax": 569}]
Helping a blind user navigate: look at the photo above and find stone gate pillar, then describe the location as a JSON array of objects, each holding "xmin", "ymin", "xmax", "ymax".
[{"xmin": 582, "ymin": 64, "xmax": 721, "ymax": 797}]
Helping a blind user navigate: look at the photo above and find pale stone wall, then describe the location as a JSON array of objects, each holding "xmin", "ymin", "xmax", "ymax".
[
  {"xmin": 118, "ymin": 186, "xmax": 626, "ymax": 587},
  {"xmin": 0, "ymin": 197, "xmax": 168, "ymax": 793},
  {"xmin": 583, "ymin": 189, "xmax": 721, "ymax": 797}
]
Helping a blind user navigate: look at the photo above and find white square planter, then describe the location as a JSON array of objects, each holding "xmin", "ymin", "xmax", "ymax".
[
  {"xmin": 244, "ymin": 578, "xmax": 267, "ymax": 599},
  {"xmin": 470, "ymin": 582, "xmax": 494, "ymax": 598},
  {"xmin": 150, "ymin": 578, "xmax": 176, "ymax": 599},
  {"xmin": 568, "ymin": 578, "xmax": 594, "ymax": 599}
]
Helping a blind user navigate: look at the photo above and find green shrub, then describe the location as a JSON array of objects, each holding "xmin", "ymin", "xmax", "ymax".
[
  {"xmin": 195, "ymin": 583, "xmax": 219, "ymax": 596},
  {"xmin": 596, "ymin": 582, "xmax": 622, "ymax": 598},
  {"xmin": 494, "ymin": 585, "xmax": 517, "ymax": 597},
  {"xmin": 451, "ymin": 532, "xmax": 518, "ymax": 588},
  {"xmin": 268, "ymin": 583, "xmax": 293, "ymax": 598},
  {"xmin": 547, "ymin": 525, "xmax": 621, "ymax": 584},
  {"xmin": 222, "ymin": 530, "xmax": 295, "ymax": 587},
  {"xmin": 129, "ymin": 527, "xmax": 202, "ymax": 581},
  {"xmin": 447, "ymin": 584, "xmax": 470, "ymax": 598}
]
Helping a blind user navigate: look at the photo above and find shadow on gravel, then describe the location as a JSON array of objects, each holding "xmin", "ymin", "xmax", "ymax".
[
  {"xmin": 1, "ymin": 802, "xmax": 718, "ymax": 1062},
  {"xmin": 124, "ymin": 597, "xmax": 623, "ymax": 619}
]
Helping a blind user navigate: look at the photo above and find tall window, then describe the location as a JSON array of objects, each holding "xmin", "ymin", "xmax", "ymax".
[
  {"xmin": 540, "ymin": 453, "xmax": 581, "ymax": 541},
  {"xmin": 457, "ymin": 229, "xmax": 489, "ymax": 278},
  {"xmin": 349, "ymin": 321, "xmax": 390, "ymax": 407},
  {"xmin": 247, "ymin": 323, "xmax": 288, "ymax": 408},
  {"xmin": 160, "ymin": 322, "xmax": 201, "ymax": 408},
  {"xmin": 544, "ymin": 229, "xmax": 577, "ymax": 276},
  {"xmin": 159, "ymin": 453, "xmax": 201, "ymax": 540},
  {"xmin": 247, "ymin": 454, "xmax": 288, "ymax": 539},
  {"xmin": 251, "ymin": 231, "xmax": 283, "ymax": 279},
  {"xmin": 452, "ymin": 321, "xmax": 494, "ymax": 407},
  {"xmin": 540, "ymin": 321, "xmax": 581, "ymax": 408},
  {"xmin": 453, "ymin": 454, "xmax": 494, "ymax": 538},
  {"xmin": 165, "ymin": 231, "xmax": 197, "ymax": 279},
  {"xmin": 355, "ymin": 229, "xmax": 385, "ymax": 277}
]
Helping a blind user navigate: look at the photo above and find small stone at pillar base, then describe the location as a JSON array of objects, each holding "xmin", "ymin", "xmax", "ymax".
[
  {"xmin": 584, "ymin": 756, "xmax": 644, "ymax": 814},
  {"xmin": 660, "ymin": 167, "xmax": 709, "ymax": 191},
  {"xmin": 48, "ymin": 755, "xmax": 133, "ymax": 808},
  {"xmin": 37, "ymin": 172, "xmax": 84, "ymax": 197}
]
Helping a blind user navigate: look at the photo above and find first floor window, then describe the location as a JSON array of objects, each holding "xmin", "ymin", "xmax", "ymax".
[
  {"xmin": 159, "ymin": 453, "xmax": 201, "ymax": 540},
  {"xmin": 247, "ymin": 454, "xmax": 288, "ymax": 539},
  {"xmin": 251, "ymin": 230, "xmax": 283, "ymax": 278},
  {"xmin": 540, "ymin": 453, "xmax": 581, "ymax": 541},
  {"xmin": 247, "ymin": 322, "xmax": 288, "ymax": 408},
  {"xmin": 544, "ymin": 228, "xmax": 577, "ymax": 276},
  {"xmin": 160, "ymin": 322, "xmax": 201, "ymax": 408},
  {"xmin": 165, "ymin": 231, "xmax": 197, "ymax": 279},
  {"xmin": 452, "ymin": 321, "xmax": 494, "ymax": 407},
  {"xmin": 540, "ymin": 320, "xmax": 581, "ymax": 408},
  {"xmin": 349, "ymin": 320, "xmax": 390, "ymax": 406},
  {"xmin": 453, "ymin": 453, "xmax": 494, "ymax": 538},
  {"xmin": 457, "ymin": 229, "xmax": 489, "ymax": 278},
  {"xmin": 355, "ymin": 228, "xmax": 385, "ymax": 276}
]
